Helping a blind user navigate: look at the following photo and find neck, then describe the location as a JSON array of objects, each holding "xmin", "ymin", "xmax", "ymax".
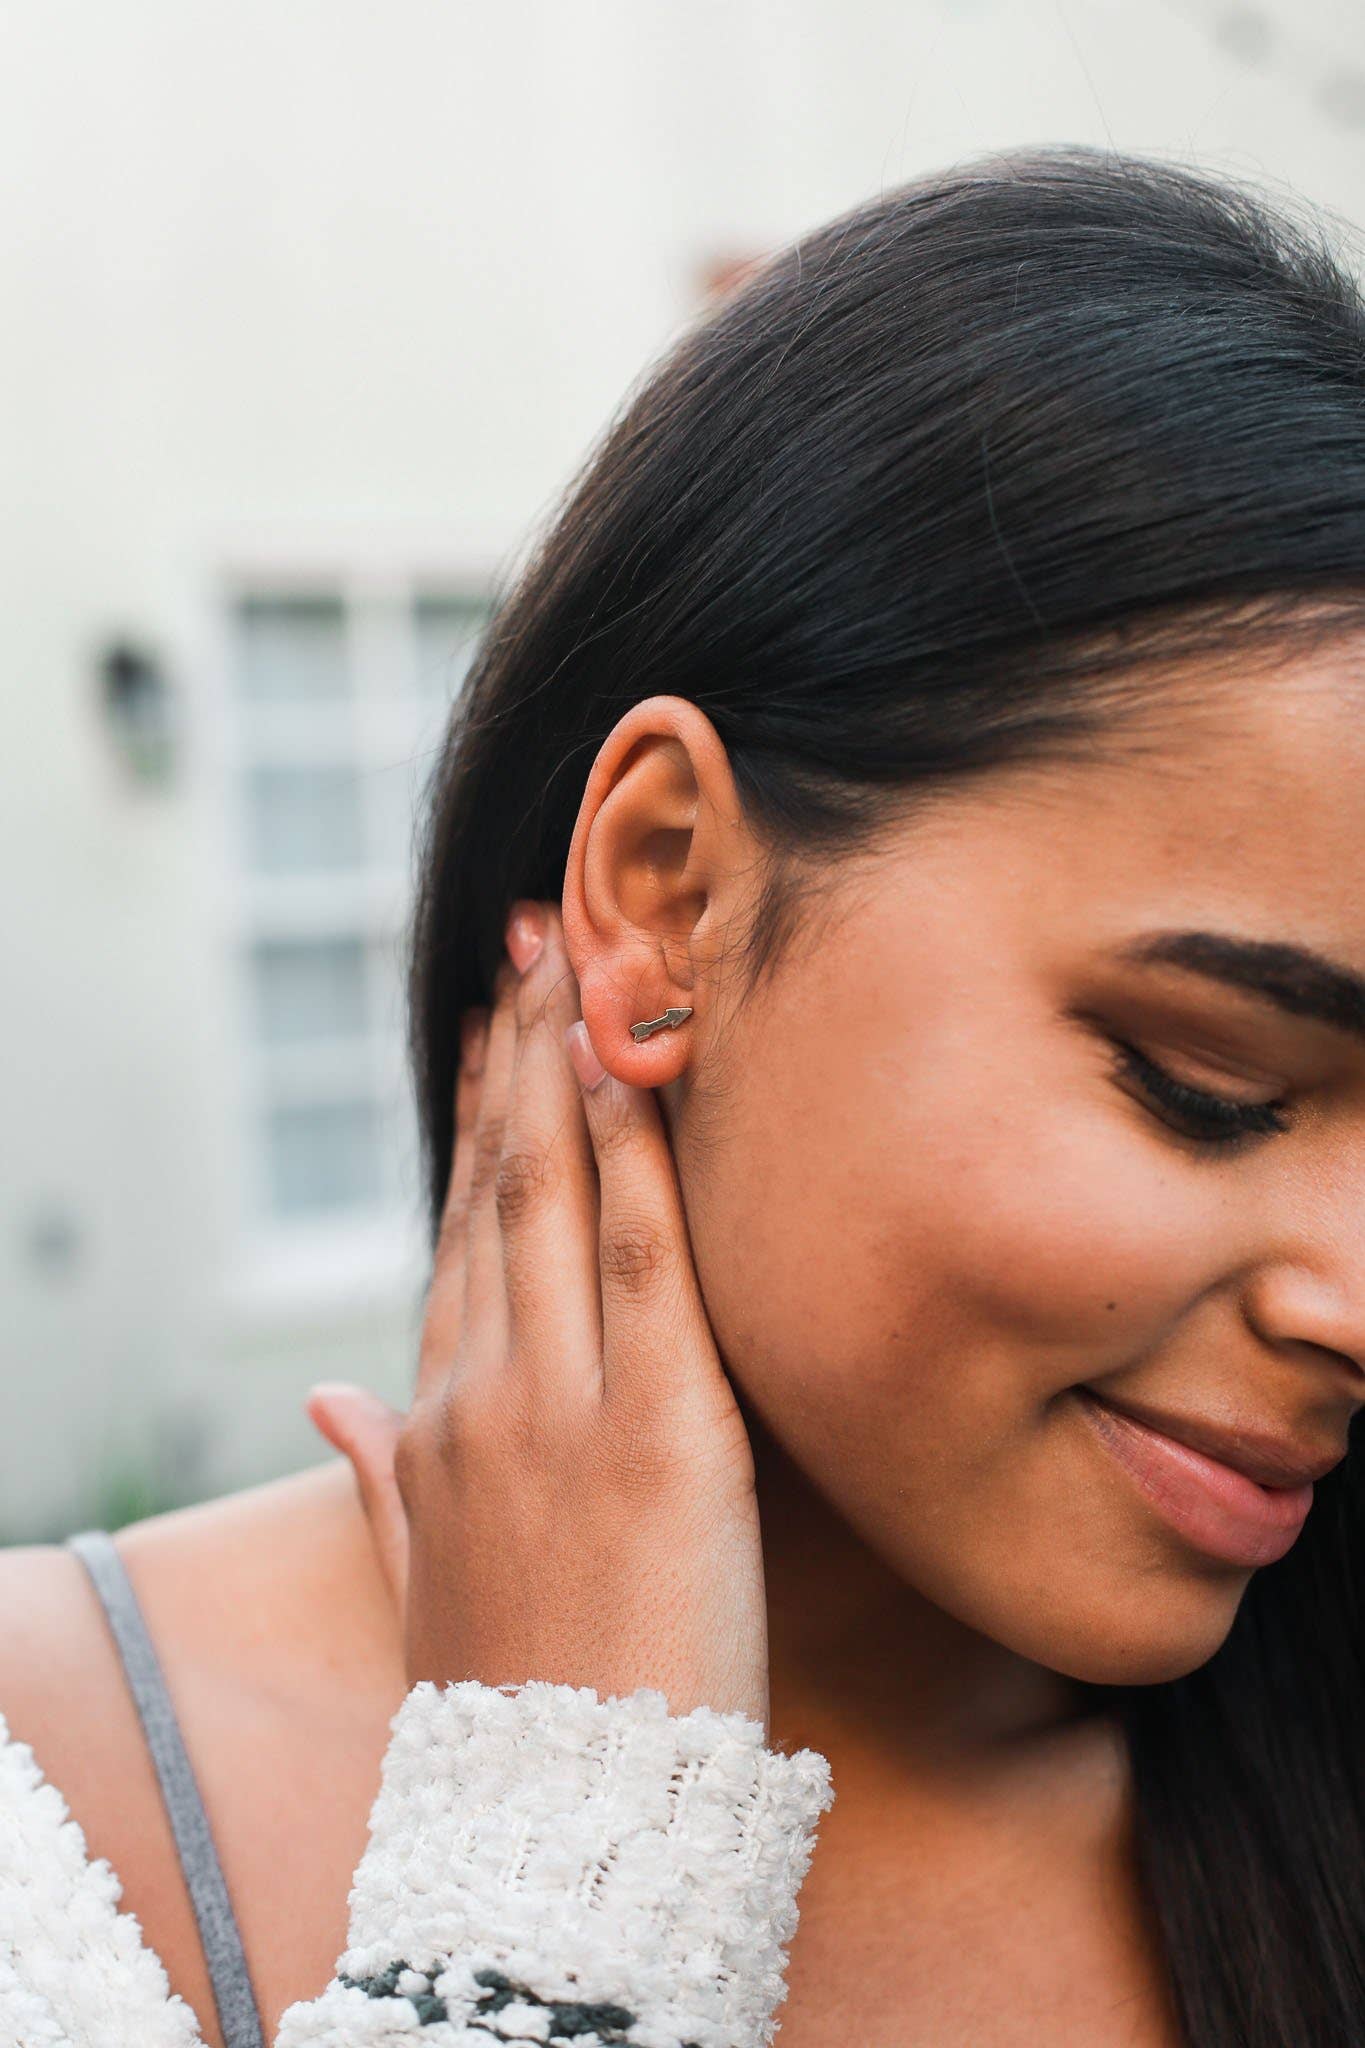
[
  {"xmin": 743, "ymin": 1402, "xmax": 1098, "ymax": 1778},
  {"xmin": 314, "ymin": 1405, "xmax": 1101, "ymax": 1777}
]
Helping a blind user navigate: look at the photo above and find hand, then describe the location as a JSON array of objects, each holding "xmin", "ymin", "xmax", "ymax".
[{"xmin": 307, "ymin": 900, "xmax": 770, "ymax": 1729}]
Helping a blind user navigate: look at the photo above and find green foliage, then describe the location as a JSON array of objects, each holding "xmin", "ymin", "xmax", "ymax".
[
  {"xmin": 0, "ymin": 1454, "xmax": 194, "ymax": 1547},
  {"xmin": 89, "ymin": 1460, "xmax": 187, "ymax": 1534}
]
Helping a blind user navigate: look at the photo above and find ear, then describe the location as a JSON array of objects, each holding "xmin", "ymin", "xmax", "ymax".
[{"xmin": 560, "ymin": 694, "xmax": 753, "ymax": 1088}]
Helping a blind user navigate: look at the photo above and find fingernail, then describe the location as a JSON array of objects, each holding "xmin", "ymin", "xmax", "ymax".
[
  {"xmin": 506, "ymin": 901, "xmax": 545, "ymax": 974},
  {"xmin": 564, "ymin": 1019, "xmax": 607, "ymax": 1091}
]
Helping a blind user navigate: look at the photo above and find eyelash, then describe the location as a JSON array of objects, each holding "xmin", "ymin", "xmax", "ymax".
[{"xmin": 1108, "ymin": 1038, "xmax": 1293, "ymax": 1147}]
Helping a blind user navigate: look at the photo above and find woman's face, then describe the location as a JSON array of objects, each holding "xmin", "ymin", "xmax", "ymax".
[{"xmin": 569, "ymin": 642, "xmax": 1365, "ymax": 1689}]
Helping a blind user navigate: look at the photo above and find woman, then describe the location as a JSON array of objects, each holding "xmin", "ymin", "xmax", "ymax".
[{"xmin": 1, "ymin": 141, "xmax": 1363, "ymax": 2047}]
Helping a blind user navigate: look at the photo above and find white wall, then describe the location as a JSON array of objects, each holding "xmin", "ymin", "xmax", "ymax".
[{"xmin": 3, "ymin": 0, "xmax": 1363, "ymax": 1535}]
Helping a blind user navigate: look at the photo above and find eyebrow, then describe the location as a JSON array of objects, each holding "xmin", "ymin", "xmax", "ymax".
[{"xmin": 1110, "ymin": 929, "xmax": 1365, "ymax": 1045}]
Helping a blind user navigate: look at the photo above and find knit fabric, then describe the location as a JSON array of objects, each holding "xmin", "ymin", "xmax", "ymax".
[
  {"xmin": 276, "ymin": 1679, "xmax": 835, "ymax": 2048},
  {"xmin": 0, "ymin": 1681, "xmax": 834, "ymax": 2048},
  {"xmin": 0, "ymin": 1709, "xmax": 204, "ymax": 2047}
]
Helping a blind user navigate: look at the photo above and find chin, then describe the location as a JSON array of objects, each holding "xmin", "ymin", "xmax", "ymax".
[{"xmin": 1028, "ymin": 1582, "xmax": 1249, "ymax": 1689}]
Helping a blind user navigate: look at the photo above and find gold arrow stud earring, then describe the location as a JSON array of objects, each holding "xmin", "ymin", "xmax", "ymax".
[{"xmin": 629, "ymin": 1006, "xmax": 694, "ymax": 1043}]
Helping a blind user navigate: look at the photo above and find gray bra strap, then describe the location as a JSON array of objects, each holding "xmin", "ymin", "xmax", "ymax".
[{"xmin": 66, "ymin": 1528, "xmax": 266, "ymax": 2048}]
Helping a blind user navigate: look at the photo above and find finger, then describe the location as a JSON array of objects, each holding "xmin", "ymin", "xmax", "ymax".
[
  {"xmin": 492, "ymin": 909, "xmax": 602, "ymax": 1399},
  {"xmin": 565, "ymin": 1026, "xmax": 720, "ymax": 1412},
  {"xmin": 417, "ymin": 1001, "xmax": 490, "ymax": 1402},
  {"xmin": 305, "ymin": 1382, "xmax": 409, "ymax": 1612},
  {"xmin": 461, "ymin": 945, "xmax": 524, "ymax": 1353}
]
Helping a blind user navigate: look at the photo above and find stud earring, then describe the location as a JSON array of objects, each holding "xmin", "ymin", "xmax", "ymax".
[{"xmin": 629, "ymin": 1006, "xmax": 693, "ymax": 1043}]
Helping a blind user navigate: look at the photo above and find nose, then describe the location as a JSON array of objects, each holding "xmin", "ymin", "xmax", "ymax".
[{"xmin": 1242, "ymin": 1261, "xmax": 1365, "ymax": 1394}]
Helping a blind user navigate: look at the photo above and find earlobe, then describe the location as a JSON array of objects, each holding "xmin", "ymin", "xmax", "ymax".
[
  {"xmin": 571, "ymin": 965, "xmax": 697, "ymax": 1089},
  {"xmin": 564, "ymin": 930, "xmax": 697, "ymax": 1088}
]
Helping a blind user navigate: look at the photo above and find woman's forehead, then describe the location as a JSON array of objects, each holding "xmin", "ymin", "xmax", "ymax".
[{"xmin": 837, "ymin": 651, "xmax": 1365, "ymax": 948}]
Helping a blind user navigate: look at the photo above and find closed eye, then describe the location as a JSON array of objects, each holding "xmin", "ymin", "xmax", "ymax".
[{"xmin": 1107, "ymin": 1038, "xmax": 1293, "ymax": 1149}]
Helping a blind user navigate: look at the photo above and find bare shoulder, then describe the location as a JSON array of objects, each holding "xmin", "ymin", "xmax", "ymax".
[
  {"xmin": 0, "ymin": 1462, "xmax": 409, "ymax": 2048},
  {"xmin": 0, "ymin": 1531, "xmax": 200, "ymax": 2021},
  {"xmin": 0, "ymin": 1538, "xmax": 124, "ymax": 1763},
  {"xmin": 0, "ymin": 1460, "xmax": 405, "ymax": 1768}
]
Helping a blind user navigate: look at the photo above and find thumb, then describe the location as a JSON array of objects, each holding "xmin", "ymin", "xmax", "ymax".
[{"xmin": 305, "ymin": 1381, "xmax": 409, "ymax": 1616}]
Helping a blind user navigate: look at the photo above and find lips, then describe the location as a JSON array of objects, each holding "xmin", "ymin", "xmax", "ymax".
[
  {"xmin": 1075, "ymin": 1386, "xmax": 1320, "ymax": 1568},
  {"xmin": 1078, "ymin": 1390, "xmax": 1346, "ymax": 1491}
]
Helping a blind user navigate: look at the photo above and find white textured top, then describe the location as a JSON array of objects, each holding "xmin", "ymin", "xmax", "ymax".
[{"xmin": 0, "ymin": 1678, "xmax": 835, "ymax": 2048}]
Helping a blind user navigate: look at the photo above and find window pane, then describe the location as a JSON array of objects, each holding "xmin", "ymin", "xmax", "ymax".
[
  {"xmin": 252, "ymin": 938, "xmax": 368, "ymax": 1044},
  {"xmin": 234, "ymin": 595, "xmax": 350, "ymax": 702},
  {"xmin": 367, "ymin": 755, "xmax": 427, "ymax": 873},
  {"xmin": 413, "ymin": 594, "xmax": 489, "ymax": 701},
  {"xmin": 245, "ymin": 764, "xmax": 364, "ymax": 872},
  {"xmin": 266, "ymin": 1099, "xmax": 382, "ymax": 1215}
]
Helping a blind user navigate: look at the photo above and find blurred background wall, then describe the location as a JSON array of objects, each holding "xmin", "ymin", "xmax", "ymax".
[{"xmin": 4, "ymin": 0, "xmax": 1364, "ymax": 1537}]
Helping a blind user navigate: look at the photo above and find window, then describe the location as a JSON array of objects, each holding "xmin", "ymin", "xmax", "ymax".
[{"xmin": 224, "ymin": 580, "xmax": 491, "ymax": 1284}]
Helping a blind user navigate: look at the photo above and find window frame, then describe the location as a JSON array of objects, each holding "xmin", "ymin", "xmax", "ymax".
[{"xmin": 199, "ymin": 549, "xmax": 495, "ymax": 1319}]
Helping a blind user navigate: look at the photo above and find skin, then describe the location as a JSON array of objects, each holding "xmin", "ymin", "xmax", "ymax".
[
  {"xmin": 2, "ymin": 635, "xmax": 1364, "ymax": 2046},
  {"xmin": 628, "ymin": 652, "xmax": 1365, "ymax": 1704}
]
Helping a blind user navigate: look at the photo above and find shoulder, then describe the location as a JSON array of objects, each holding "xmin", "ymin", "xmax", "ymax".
[
  {"xmin": 0, "ymin": 1535, "xmax": 182, "ymax": 1919},
  {"xmin": 0, "ymin": 1469, "xmax": 409, "ymax": 2046},
  {"xmin": 0, "ymin": 1519, "xmax": 265, "ymax": 2048},
  {"xmin": 0, "ymin": 1532, "xmax": 167, "ymax": 1807},
  {"xmin": 0, "ymin": 1462, "xmax": 402, "ymax": 1771},
  {"xmin": 0, "ymin": 1542, "xmax": 95, "ymax": 1781},
  {"xmin": 0, "ymin": 1539, "xmax": 128, "ymax": 1799},
  {"xmin": 0, "ymin": 1543, "xmax": 205, "ymax": 2048}
]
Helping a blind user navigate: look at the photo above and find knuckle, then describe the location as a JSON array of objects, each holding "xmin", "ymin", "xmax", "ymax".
[
  {"xmin": 429, "ymin": 1386, "xmax": 474, "ymax": 1467},
  {"xmin": 493, "ymin": 1145, "xmax": 557, "ymax": 1229},
  {"xmin": 600, "ymin": 1215, "xmax": 674, "ymax": 1298},
  {"xmin": 392, "ymin": 1418, "xmax": 425, "ymax": 1508},
  {"xmin": 430, "ymin": 1378, "xmax": 498, "ymax": 1477},
  {"xmin": 499, "ymin": 1381, "xmax": 543, "ymax": 1466},
  {"xmin": 468, "ymin": 1117, "xmax": 506, "ymax": 1206},
  {"xmin": 396, "ymin": 1376, "xmax": 485, "ymax": 1497},
  {"xmin": 441, "ymin": 1370, "xmax": 540, "ymax": 1475}
]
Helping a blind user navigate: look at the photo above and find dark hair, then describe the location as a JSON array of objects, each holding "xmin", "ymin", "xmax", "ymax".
[{"xmin": 408, "ymin": 144, "xmax": 1365, "ymax": 2044}]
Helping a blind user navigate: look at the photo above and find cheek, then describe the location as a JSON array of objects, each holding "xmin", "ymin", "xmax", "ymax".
[
  {"xmin": 684, "ymin": 1003, "xmax": 1246, "ymax": 1682},
  {"xmin": 694, "ymin": 999, "xmax": 1222, "ymax": 1428}
]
